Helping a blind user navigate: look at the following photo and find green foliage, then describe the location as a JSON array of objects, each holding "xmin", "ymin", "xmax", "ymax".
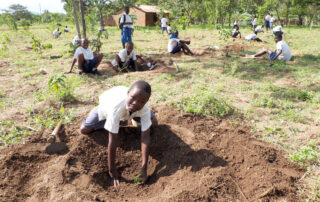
[
  {"xmin": 133, "ymin": 174, "xmax": 141, "ymax": 185},
  {"xmin": 18, "ymin": 19, "xmax": 31, "ymax": 30},
  {"xmin": 64, "ymin": 42, "xmax": 79, "ymax": 56},
  {"xmin": 0, "ymin": 14, "xmax": 18, "ymax": 30},
  {"xmin": 0, "ymin": 120, "xmax": 31, "ymax": 147},
  {"xmin": 0, "ymin": 33, "xmax": 11, "ymax": 56},
  {"xmin": 252, "ymin": 96, "xmax": 278, "ymax": 108},
  {"xmin": 48, "ymin": 74, "xmax": 81, "ymax": 102},
  {"xmin": 27, "ymin": 106, "xmax": 75, "ymax": 129},
  {"xmin": 289, "ymin": 141, "xmax": 319, "ymax": 168},
  {"xmin": 269, "ymin": 86, "xmax": 314, "ymax": 102},
  {"xmin": 176, "ymin": 90, "xmax": 234, "ymax": 118},
  {"xmin": 90, "ymin": 31, "xmax": 104, "ymax": 53},
  {"xmin": 30, "ymin": 34, "xmax": 53, "ymax": 54},
  {"xmin": 216, "ymin": 25, "xmax": 231, "ymax": 41}
]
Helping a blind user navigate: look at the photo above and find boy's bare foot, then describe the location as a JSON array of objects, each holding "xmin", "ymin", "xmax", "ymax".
[{"xmin": 139, "ymin": 169, "xmax": 149, "ymax": 185}]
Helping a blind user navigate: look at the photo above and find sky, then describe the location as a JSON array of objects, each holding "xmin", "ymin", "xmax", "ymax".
[{"xmin": 0, "ymin": 0, "xmax": 66, "ymax": 14}]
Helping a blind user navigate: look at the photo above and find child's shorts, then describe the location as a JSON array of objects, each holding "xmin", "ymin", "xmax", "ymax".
[
  {"xmin": 162, "ymin": 27, "xmax": 167, "ymax": 31},
  {"xmin": 82, "ymin": 107, "xmax": 156, "ymax": 131},
  {"xmin": 82, "ymin": 56, "xmax": 98, "ymax": 73},
  {"xmin": 170, "ymin": 45, "xmax": 181, "ymax": 54},
  {"xmin": 268, "ymin": 52, "xmax": 277, "ymax": 60}
]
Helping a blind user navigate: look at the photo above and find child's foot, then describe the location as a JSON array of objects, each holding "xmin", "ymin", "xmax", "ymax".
[{"xmin": 139, "ymin": 169, "xmax": 149, "ymax": 185}]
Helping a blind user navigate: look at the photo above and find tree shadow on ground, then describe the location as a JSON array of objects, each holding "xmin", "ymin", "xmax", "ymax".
[{"xmin": 88, "ymin": 124, "xmax": 226, "ymax": 187}]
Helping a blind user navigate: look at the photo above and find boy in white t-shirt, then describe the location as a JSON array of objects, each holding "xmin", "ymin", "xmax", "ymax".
[
  {"xmin": 120, "ymin": 7, "xmax": 134, "ymax": 48},
  {"xmin": 167, "ymin": 24, "xmax": 172, "ymax": 35},
  {"xmin": 244, "ymin": 31, "xmax": 262, "ymax": 42},
  {"xmin": 160, "ymin": 17, "xmax": 168, "ymax": 35},
  {"xmin": 168, "ymin": 30, "xmax": 194, "ymax": 55},
  {"xmin": 270, "ymin": 14, "xmax": 275, "ymax": 28},
  {"xmin": 65, "ymin": 38, "xmax": 103, "ymax": 75},
  {"xmin": 112, "ymin": 42, "xmax": 138, "ymax": 72},
  {"xmin": 80, "ymin": 80, "xmax": 158, "ymax": 187},
  {"xmin": 255, "ymin": 25, "xmax": 264, "ymax": 33},
  {"xmin": 252, "ymin": 33, "xmax": 292, "ymax": 61}
]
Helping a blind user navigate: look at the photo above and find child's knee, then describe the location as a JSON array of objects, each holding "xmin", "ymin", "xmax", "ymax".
[{"xmin": 80, "ymin": 125, "xmax": 93, "ymax": 135}]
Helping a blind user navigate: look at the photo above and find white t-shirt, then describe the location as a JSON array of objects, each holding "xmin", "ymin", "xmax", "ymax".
[
  {"xmin": 53, "ymin": 29, "xmax": 59, "ymax": 38},
  {"xmin": 72, "ymin": 35, "xmax": 79, "ymax": 46},
  {"xmin": 161, "ymin": 18, "xmax": 167, "ymax": 28},
  {"xmin": 270, "ymin": 17, "xmax": 275, "ymax": 23},
  {"xmin": 120, "ymin": 14, "xmax": 134, "ymax": 29},
  {"xmin": 118, "ymin": 49, "xmax": 137, "ymax": 63},
  {"xmin": 74, "ymin": 47, "xmax": 94, "ymax": 60},
  {"xmin": 167, "ymin": 26, "xmax": 172, "ymax": 33},
  {"xmin": 276, "ymin": 40, "xmax": 291, "ymax": 61},
  {"xmin": 168, "ymin": 38, "xmax": 180, "ymax": 52},
  {"xmin": 97, "ymin": 86, "xmax": 152, "ymax": 133},
  {"xmin": 255, "ymin": 25, "xmax": 263, "ymax": 32},
  {"xmin": 245, "ymin": 34, "xmax": 257, "ymax": 41},
  {"xmin": 252, "ymin": 18, "xmax": 257, "ymax": 25},
  {"xmin": 265, "ymin": 15, "xmax": 271, "ymax": 21}
]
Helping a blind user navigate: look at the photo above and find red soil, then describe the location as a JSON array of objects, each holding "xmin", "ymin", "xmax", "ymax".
[{"xmin": 0, "ymin": 106, "xmax": 304, "ymax": 201}]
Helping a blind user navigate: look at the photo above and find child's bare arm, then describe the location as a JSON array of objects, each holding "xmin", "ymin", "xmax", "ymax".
[
  {"xmin": 108, "ymin": 132, "xmax": 120, "ymax": 187},
  {"xmin": 140, "ymin": 129, "xmax": 151, "ymax": 184},
  {"xmin": 272, "ymin": 50, "xmax": 282, "ymax": 61},
  {"xmin": 65, "ymin": 58, "xmax": 77, "ymax": 74}
]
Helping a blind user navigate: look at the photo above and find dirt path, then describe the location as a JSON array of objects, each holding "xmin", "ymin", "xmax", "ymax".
[{"xmin": 0, "ymin": 106, "xmax": 304, "ymax": 201}]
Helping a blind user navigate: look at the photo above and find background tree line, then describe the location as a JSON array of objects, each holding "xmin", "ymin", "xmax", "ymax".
[{"xmin": 0, "ymin": 0, "xmax": 319, "ymax": 30}]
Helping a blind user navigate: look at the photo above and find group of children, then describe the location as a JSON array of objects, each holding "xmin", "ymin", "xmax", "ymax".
[
  {"xmin": 231, "ymin": 15, "xmax": 291, "ymax": 62},
  {"xmin": 62, "ymin": 12, "xmax": 293, "ymax": 188}
]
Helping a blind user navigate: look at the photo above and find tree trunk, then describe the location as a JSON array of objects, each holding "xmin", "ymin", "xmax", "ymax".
[
  {"xmin": 98, "ymin": 7, "xmax": 104, "ymax": 29},
  {"xmin": 298, "ymin": 15, "xmax": 303, "ymax": 26},
  {"xmin": 71, "ymin": 0, "xmax": 81, "ymax": 39},
  {"xmin": 79, "ymin": 0, "xmax": 86, "ymax": 38}
]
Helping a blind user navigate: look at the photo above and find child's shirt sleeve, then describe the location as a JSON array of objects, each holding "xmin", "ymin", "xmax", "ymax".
[
  {"xmin": 73, "ymin": 47, "xmax": 81, "ymax": 59},
  {"xmin": 132, "ymin": 51, "xmax": 137, "ymax": 61},
  {"xmin": 118, "ymin": 50, "xmax": 126, "ymax": 62},
  {"xmin": 104, "ymin": 110, "xmax": 121, "ymax": 134},
  {"xmin": 140, "ymin": 109, "xmax": 152, "ymax": 132},
  {"xmin": 276, "ymin": 41, "xmax": 283, "ymax": 53}
]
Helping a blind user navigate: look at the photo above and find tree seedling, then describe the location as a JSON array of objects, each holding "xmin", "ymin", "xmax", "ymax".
[{"xmin": 133, "ymin": 174, "xmax": 141, "ymax": 185}]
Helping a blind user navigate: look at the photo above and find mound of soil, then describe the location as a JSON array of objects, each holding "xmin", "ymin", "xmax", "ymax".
[{"xmin": 0, "ymin": 106, "xmax": 304, "ymax": 201}]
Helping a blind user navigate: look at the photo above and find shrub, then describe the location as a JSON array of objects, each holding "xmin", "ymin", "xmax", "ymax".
[{"xmin": 48, "ymin": 74, "xmax": 80, "ymax": 102}]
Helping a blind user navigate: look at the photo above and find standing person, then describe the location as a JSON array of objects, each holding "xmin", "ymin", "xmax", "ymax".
[
  {"xmin": 270, "ymin": 14, "xmax": 275, "ymax": 28},
  {"xmin": 65, "ymin": 38, "xmax": 103, "ymax": 75},
  {"xmin": 119, "ymin": 6, "xmax": 134, "ymax": 49},
  {"xmin": 265, "ymin": 13, "xmax": 271, "ymax": 32},
  {"xmin": 160, "ymin": 16, "xmax": 168, "ymax": 35},
  {"xmin": 252, "ymin": 16, "xmax": 257, "ymax": 31},
  {"xmin": 80, "ymin": 80, "xmax": 158, "ymax": 186}
]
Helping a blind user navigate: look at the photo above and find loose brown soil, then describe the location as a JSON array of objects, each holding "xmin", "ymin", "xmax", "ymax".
[{"xmin": 0, "ymin": 106, "xmax": 304, "ymax": 201}]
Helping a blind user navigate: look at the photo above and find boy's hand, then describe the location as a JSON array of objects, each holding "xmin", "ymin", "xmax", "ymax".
[
  {"xmin": 109, "ymin": 170, "xmax": 120, "ymax": 187},
  {"xmin": 186, "ymin": 41, "xmax": 191, "ymax": 45}
]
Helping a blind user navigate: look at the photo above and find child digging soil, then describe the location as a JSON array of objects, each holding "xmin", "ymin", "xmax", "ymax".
[{"xmin": 80, "ymin": 80, "xmax": 158, "ymax": 187}]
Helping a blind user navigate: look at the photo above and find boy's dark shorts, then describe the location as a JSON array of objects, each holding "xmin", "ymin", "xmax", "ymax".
[
  {"xmin": 232, "ymin": 32, "xmax": 239, "ymax": 38},
  {"xmin": 265, "ymin": 21, "xmax": 270, "ymax": 28},
  {"xmin": 162, "ymin": 27, "xmax": 167, "ymax": 31},
  {"xmin": 83, "ymin": 56, "xmax": 98, "ymax": 73},
  {"xmin": 82, "ymin": 107, "xmax": 156, "ymax": 131},
  {"xmin": 170, "ymin": 45, "xmax": 181, "ymax": 54},
  {"xmin": 268, "ymin": 52, "xmax": 277, "ymax": 60}
]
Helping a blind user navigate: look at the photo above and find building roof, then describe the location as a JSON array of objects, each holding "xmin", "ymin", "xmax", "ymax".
[{"xmin": 136, "ymin": 5, "xmax": 169, "ymax": 13}]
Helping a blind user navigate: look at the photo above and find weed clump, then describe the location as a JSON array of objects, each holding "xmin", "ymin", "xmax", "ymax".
[
  {"xmin": 176, "ymin": 90, "xmax": 234, "ymax": 118},
  {"xmin": 289, "ymin": 141, "xmax": 319, "ymax": 169}
]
